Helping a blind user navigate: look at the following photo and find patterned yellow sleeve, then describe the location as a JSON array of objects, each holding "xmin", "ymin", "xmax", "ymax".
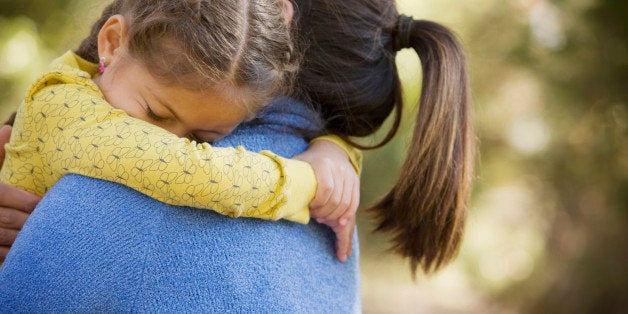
[
  {"xmin": 0, "ymin": 83, "xmax": 316, "ymax": 224},
  {"xmin": 310, "ymin": 135, "xmax": 363, "ymax": 176}
]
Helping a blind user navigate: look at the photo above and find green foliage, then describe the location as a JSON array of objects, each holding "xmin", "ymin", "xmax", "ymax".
[{"xmin": 0, "ymin": 0, "xmax": 103, "ymax": 120}]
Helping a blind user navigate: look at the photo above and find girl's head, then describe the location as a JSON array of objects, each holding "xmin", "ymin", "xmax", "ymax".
[
  {"xmin": 79, "ymin": 0, "xmax": 297, "ymax": 141},
  {"xmin": 294, "ymin": 0, "xmax": 475, "ymax": 275}
]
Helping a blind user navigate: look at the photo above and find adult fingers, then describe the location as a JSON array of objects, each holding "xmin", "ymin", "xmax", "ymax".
[
  {"xmin": 0, "ymin": 246, "xmax": 11, "ymax": 262},
  {"xmin": 0, "ymin": 183, "xmax": 41, "ymax": 213},
  {"xmin": 0, "ymin": 206, "xmax": 31, "ymax": 230},
  {"xmin": 0, "ymin": 227, "xmax": 18, "ymax": 247}
]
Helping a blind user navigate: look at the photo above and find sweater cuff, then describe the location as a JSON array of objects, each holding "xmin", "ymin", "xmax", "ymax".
[
  {"xmin": 310, "ymin": 135, "xmax": 363, "ymax": 176},
  {"xmin": 259, "ymin": 151, "xmax": 316, "ymax": 224}
]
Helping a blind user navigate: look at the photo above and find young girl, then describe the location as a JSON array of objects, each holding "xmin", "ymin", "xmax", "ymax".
[
  {"xmin": 0, "ymin": 0, "xmax": 360, "ymax": 260},
  {"xmin": 294, "ymin": 0, "xmax": 475, "ymax": 275}
]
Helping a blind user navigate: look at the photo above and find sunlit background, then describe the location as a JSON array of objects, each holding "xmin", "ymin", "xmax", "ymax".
[{"xmin": 0, "ymin": 0, "xmax": 625, "ymax": 313}]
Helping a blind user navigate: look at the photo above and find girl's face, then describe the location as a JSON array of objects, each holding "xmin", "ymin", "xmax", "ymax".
[
  {"xmin": 94, "ymin": 51, "xmax": 253, "ymax": 143},
  {"xmin": 93, "ymin": 15, "xmax": 254, "ymax": 143}
]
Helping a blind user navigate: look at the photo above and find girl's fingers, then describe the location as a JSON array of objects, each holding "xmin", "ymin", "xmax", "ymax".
[
  {"xmin": 334, "ymin": 215, "xmax": 356, "ymax": 262},
  {"xmin": 321, "ymin": 171, "xmax": 348, "ymax": 221},
  {"xmin": 311, "ymin": 162, "xmax": 348, "ymax": 220},
  {"xmin": 325, "ymin": 167, "xmax": 359, "ymax": 225},
  {"xmin": 309, "ymin": 161, "xmax": 334, "ymax": 212},
  {"xmin": 339, "ymin": 177, "xmax": 360, "ymax": 226}
]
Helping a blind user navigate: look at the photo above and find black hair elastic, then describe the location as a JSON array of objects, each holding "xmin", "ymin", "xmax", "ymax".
[{"xmin": 393, "ymin": 15, "xmax": 414, "ymax": 51}]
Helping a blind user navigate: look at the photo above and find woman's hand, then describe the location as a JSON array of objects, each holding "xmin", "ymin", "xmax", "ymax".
[
  {"xmin": 0, "ymin": 125, "xmax": 41, "ymax": 261},
  {"xmin": 293, "ymin": 139, "xmax": 360, "ymax": 262}
]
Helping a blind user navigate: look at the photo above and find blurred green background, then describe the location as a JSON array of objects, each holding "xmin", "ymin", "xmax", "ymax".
[{"xmin": 0, "ymin": 0, "xmax": 625, "ymax": 313}]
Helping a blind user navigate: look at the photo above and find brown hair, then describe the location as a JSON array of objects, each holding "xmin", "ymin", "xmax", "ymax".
[
  {"xmin": 76, "ymin": 0, "xmax": 298, "ymax": 109},
  {"xmin": 294, "ymin": 0, "xmax": 475, "ymax": 275}
]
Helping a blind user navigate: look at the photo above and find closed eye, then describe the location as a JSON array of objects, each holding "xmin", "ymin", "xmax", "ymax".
[{"xmin": 145, "ymin": 104, "xmax": 168, "ymax": 122}]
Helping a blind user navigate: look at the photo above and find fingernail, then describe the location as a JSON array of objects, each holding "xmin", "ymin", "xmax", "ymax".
[{"xmin": 339, "ymin": 218, "xmax": 347, "ymax": 226}]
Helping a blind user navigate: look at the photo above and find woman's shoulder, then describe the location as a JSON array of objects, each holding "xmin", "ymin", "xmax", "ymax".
[
  {"xmin": 255, "ymin": 96, "xmax": 324, "ymax": 133},
  {"xmin": 214, "ymin": 96, "xmax": 324, "ymax": 157}
]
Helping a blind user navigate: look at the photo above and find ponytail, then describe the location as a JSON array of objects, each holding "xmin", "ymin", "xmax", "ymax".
[
  {"xmin": 293, "ymin": 0, "xmax": 474, "ymax": 275},
  {"xmin": 368, "ymin": 18, "xmax": 475, "ymax": 275}
]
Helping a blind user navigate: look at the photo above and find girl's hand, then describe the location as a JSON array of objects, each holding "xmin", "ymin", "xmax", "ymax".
[
  {"xmin": 0, "ymin": 125, "xmax": 41, "ymax": 261},
  {"xmin": 293, "ymin": 139, "xmax": 360, "ymax": 262}
]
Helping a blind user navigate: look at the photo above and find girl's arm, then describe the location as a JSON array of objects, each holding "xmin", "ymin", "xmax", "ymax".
[{"xmin": 0, "ymin": 83, "xmax": 315, "ymax": 224}]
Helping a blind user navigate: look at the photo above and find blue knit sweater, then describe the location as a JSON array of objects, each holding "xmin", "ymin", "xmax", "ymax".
[{"xmin": 0, "ymin": 98, "xmax": 361, "ymax": 313}]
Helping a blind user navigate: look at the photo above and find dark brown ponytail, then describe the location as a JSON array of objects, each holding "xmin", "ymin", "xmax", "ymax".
[
  {"xmin": 369, "ymin": 18, "xmax": 474, "ymax": 275},
  {"xmin": 294, "ymin": 0, "xmax": 475, "ymax": 275}
]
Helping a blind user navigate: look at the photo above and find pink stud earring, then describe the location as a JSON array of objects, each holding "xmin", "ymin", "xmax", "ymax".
[{"xmin": 99, "ymin": 57, "xmax": 106, "ymax": 73}]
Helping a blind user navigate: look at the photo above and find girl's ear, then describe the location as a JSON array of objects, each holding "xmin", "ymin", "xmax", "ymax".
[{"xmin": 97, "ymin": 14, "xmax": 128, "ymax": 64}]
